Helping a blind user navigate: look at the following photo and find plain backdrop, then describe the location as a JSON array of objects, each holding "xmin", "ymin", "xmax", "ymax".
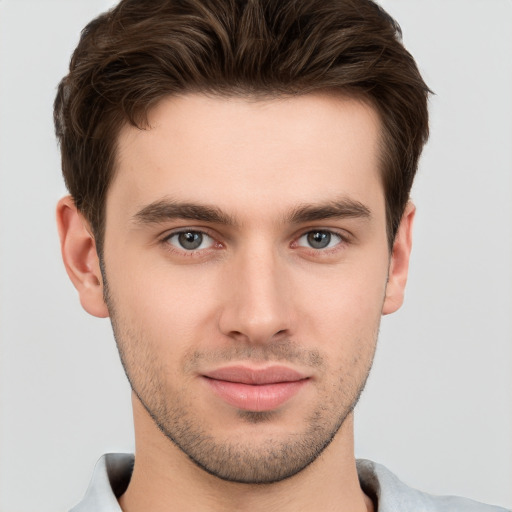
[{"xmin": 0, "ymin": 1, "xmax": 511, "ymax": 511}]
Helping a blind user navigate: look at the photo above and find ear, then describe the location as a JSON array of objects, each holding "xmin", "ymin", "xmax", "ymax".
[
  {"xmin": 56, "ymin": 196, "xmax": 109, "ymax": 318},
  {"xmin": 382, "ymin": 202, "xmax": 415, "ymax": 315}
]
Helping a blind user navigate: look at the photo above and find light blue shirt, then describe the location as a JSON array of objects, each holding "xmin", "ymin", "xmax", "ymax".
[{"xmin": 70, "ymin": 453, "xmax": 510, "ymax": 512}]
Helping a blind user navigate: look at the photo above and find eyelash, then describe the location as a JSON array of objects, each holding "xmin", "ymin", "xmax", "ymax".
[
  {"xmin": 161, "ymin": 229, "xmax": 221, "ymax": 258},
  {"xmin": 160, "ymin": 228, "xmax": 350, "ymax": 257}
]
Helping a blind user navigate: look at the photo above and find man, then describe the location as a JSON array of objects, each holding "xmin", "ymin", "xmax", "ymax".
[{"xmin": 53, "ymin": 0, "xmax": 509, "ymax": 511}]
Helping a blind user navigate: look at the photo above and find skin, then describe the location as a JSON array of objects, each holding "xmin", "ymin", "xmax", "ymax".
[{"xmin": 57, "ymin": 93, "xmax": 415, "ymax": 512}]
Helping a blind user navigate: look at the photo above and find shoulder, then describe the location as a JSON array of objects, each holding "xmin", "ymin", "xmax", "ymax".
[{"xmin": 356, "ymin": 459, "xmax": 510, "ymax": 512}]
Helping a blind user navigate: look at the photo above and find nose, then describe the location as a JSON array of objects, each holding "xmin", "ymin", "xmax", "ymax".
[{"xmin": 218, "ymin": 244, "xmax": 294, "ymax": 345}]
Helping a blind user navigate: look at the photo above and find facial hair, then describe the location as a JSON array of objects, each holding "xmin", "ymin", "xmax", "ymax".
[{"xmin": 103, "ymin": 272, "xmax": 378, "ymax": 484}]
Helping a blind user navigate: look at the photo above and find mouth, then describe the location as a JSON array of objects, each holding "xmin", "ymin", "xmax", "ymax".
[{"xmin": 202, "ymin": 365, "xmax": 310, "ymax": 412}]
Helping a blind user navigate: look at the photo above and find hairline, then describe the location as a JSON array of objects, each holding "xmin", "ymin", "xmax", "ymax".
[{"xmin": 92, "ymin": 87, "xmax": 397, "ymax": 258}]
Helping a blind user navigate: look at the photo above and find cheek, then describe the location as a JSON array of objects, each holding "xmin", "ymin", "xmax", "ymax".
[
  {"xmin": 297, "ymin": 262, "xmax": 388, "ymax": 332},
  {"xmin": 104, "ymin": 235, "xmax": 389, "ymax": 356},
  {"xmin": 292, "ymin": 261, "xmax": 386, "ymax": 378},
  {"xmin": 105, "ymin": 254, "xmax": 220, "ymax": 346}
]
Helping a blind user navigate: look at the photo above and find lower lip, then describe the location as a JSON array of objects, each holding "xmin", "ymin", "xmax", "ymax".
[{"xmin": 204, "ymin": 378, "xmax": 308, "ymax": 411}]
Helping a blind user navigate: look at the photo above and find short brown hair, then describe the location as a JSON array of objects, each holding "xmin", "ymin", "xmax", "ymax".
[{"xmin": 54, "ymin": 0, "xmax": 430, "ymax": 254}]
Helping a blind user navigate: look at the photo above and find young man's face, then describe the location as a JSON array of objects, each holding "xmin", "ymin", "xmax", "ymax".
[{"xmin": 64, "ymin": 93, "xmax": 413, "ymax": 483}]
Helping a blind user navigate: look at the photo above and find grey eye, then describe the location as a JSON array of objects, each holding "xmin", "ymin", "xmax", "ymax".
[
  {"xmin": 178, "ymin": 232, "xmax": 203, "ymax": 250},
  {"xmin": 167, "ymin": 231, "xmax": 214, "ymax": 251},
  {"xmin": 307, "ymin": 231, "xmax": 331, "ymax": 249},
  {"xmin": 297, "ymin": 230, "xmax": 342, "ymax": 250}
]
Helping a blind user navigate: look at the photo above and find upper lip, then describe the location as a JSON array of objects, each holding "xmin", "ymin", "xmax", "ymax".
[{"xmin": 203, "ymin": 365, "xmax": 308, "ymax": 385}]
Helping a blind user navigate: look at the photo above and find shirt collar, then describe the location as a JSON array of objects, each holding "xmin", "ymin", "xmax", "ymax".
[
  {"xmin": 71, "ymin": 453, "xmax": 505, "ymax": 512},
  {"xmin": 70, "ymin": 453, "xmax": 132, "ymax": 512}
]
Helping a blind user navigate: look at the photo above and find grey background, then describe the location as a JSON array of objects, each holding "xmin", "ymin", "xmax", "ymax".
[{"xmin": 0, "ymin": 1, "xmax": 511, "ymax": 510}]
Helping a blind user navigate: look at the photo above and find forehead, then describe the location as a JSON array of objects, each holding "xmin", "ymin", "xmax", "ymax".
[{"xmin": 111, "ymin": 92, "xmax": 384, "ymax": 222}]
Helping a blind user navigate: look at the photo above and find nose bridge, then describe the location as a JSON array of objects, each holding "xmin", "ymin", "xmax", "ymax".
[{"xmin": 219, "ymin": 238, "xmax": 292, "ymax": 343}]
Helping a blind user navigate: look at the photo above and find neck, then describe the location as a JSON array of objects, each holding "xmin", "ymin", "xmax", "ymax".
[{"xmin": 119, "ymin": 394, "xmax": 373, "ymax": 512}]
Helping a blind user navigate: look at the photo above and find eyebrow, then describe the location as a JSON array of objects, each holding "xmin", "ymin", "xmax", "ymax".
[
  {"xmin": 286, "ymin": 198, "xmax": 372, "ymax": 224},
  {"xmin": 132, "ymin": 199, "xmax": 236, "ymax": 226},
  {"xmin": 131, "ymin": 196, "xmax": 371, "ymax": 227}
]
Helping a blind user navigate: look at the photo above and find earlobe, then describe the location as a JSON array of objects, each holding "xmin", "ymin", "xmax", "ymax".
[
  {"xmin": 56, "ymin": 196, "xmax": 109, "ymax": 318},
  {"xmin": 382, "ymin": 202, "xmax": 415, "ymax": 316}
]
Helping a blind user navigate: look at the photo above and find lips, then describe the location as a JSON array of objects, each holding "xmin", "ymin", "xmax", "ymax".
[{"xmin": 202, "ymin": 365, "xmax": 309, "ymax": 412}]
